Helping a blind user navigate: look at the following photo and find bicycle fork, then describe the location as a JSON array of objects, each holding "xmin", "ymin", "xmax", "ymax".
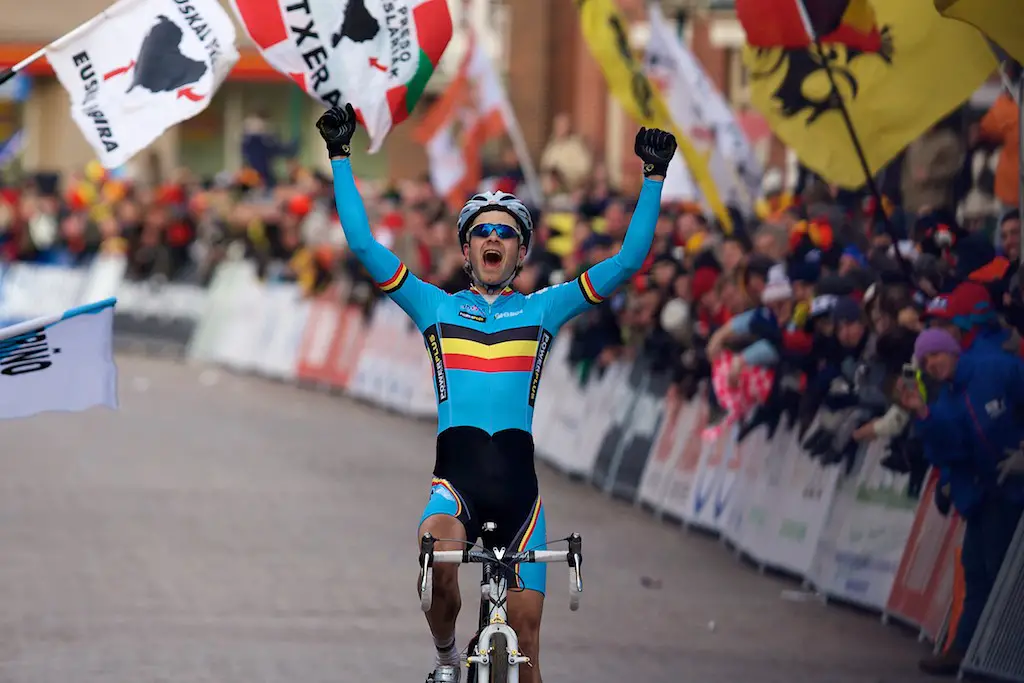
[
  {"xmin": 467, "ymin": 564, "xmax": 530, "ymax": 681},
  {"xmin": 469, "ymin": 624, "xmax": 531, "ymax": 667}
]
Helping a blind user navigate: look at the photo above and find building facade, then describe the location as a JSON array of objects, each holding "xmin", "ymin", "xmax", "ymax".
[{"xmin": 0, "ymin": 0, "xmax": 778, "ymax": 189}]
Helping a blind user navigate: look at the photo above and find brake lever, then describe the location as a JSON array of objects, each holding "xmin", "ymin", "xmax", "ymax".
[{"xmin": 567, "ymin": 533, "xmax": 583, "ymax": 610}]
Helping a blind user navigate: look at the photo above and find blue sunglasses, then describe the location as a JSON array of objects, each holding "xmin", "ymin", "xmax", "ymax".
[{"xmin": 469, "ymin": 223, "xmax": 521, "ymax": 240}]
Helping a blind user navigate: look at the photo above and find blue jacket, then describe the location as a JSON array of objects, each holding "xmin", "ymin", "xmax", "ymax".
[{"xmin": 918, "ymin": 348, "xmax": 1024, "ymax": 517}]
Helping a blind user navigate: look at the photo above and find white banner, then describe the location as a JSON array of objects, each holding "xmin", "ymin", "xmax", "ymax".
[
  {"xmin": 644, "ymin": 4, "xmax": 762, "ymax": 211},
  {"xmin": 46, "ymin": 0, "xmax": 238, "ymax": 168}
]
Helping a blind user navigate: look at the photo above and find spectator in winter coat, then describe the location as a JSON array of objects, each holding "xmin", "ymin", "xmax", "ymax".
[
  {"xmin": 901, "ymin": 328, "xmax": 1024, "ymax": 675},
  {"xmin": 241, "ymin": 113, "xmax": 297, "ymax": 188}
]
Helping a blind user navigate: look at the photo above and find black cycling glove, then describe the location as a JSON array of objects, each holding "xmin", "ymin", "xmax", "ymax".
[
  {"xmin": 634, "ymin": 127, "xmax": 677, "ymax": 178},
  {"xmin": 316, "ymin": 103, "xmax": 358, "ymax": 158}
]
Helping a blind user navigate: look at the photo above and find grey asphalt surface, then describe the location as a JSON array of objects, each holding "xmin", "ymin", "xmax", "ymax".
[{"xmin": 0, "ymin": 353, "xmax": 938, "ymax": 683}]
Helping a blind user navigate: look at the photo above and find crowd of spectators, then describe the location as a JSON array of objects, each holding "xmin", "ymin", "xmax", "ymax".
[{"xmin": 1, "ymin": 90, "xmax": 1023, "ymax": 677}]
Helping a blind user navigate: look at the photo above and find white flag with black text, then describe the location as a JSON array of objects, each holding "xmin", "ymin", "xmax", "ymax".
[
  {"xmin": 644, "ymin": 4, "xmax": 763, "ymax": 211},
  {"xmin": 0, "ymin": 298, "xmax": 119, "ymax": 420},
  {"xmin": 45, "ymin": 0, "xmax": 239, "ymax": 168}
]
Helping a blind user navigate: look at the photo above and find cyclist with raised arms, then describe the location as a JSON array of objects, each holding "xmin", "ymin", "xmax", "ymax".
[{"xmin": 316, "ymin": 103, "xmax": 676, "ymax": 683}]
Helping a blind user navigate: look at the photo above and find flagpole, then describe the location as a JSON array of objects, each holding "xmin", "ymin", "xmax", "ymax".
[
  {"xmin": 792, "ymin": 0, "xmax": 913, "ymax": 280},
  {"xmin": 499, "ymin": 93, "xmax": 545, "ymax": 207},
  {"xmin": 0, "ymin": 48, "xmax": 47, "ymax": 88},
  {"xmin": 1017, "ymin": 69, "xmax": 1023, "ymax": 266},
  {"xmin": 469, "ymin": 22, "xmax": 544, "ymax": 207},
  {"xmin": 459, "ymin": 0, "xmax": 540, "ymax": 206}
]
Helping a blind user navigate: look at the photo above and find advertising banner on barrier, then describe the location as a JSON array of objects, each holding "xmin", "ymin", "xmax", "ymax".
[
  {"xmin": 113, "ymin": 278, "xmax": 206, "ymax": 350},
  {"xmin": 295, "ymin": 291, "xmax": 348, "ymax": 387},
  {"xmin": 257, "ymin": 284, "xmax": 311, "ymax": 381},
  {"xmin": 681, "ymin": 422, "xmax": 734, "ymax": 531},
  {"xmin": 0, "ymin": 263, "xmax": 91, "ymax": 325},
  {"xmin": 886, "ymin": 469, "xmax": 963, "ymax": 639},
  {"xmin": 658, "ymin": 398, "xmax": 710, "ymax": 522},
  {"xmin": 718, "ymin": 425, "xmax": 766, "ymax": 548},
  {"xmin": 758, "ymin": 432, "xmax": 843, "ymax": 577},
  {"xmin": 187, "ymin": 260, "xmax": 253, "ymax": 363},
  {"xmin": 733, "ymin": 426, "xmax": 791, "ymax": 564},
  {"xmin": 605, "ymin": 367, "xmax": 669, "ymax": 500},
  {"xmin": 573, "ymin": 362, "xmax": 628, "ymax": 476},
  {"xmin": 807, "ymin": 439, "xmax": 919, "ymax": 610},
  {"xmin": 591, "ymin": 360, "xmax": 646, "ymax": 491},
  {"xmin": 637, "ymin": 387, "xmax": 693, "ymax": 512}
]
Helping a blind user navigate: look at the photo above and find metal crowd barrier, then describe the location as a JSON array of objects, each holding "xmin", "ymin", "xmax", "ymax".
[{"xmin": 961, "ymin": 513, "xmax": 1024, "ymax": 682}]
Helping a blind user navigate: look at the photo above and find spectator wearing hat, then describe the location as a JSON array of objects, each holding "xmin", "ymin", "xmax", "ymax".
[
  {"xmin": 923, "ymin": 282, "xmax": 1021, "ymax": 356},
  {"xmin": 899, "ymin": 329, "xmax": 1024, "ymax": 675}
]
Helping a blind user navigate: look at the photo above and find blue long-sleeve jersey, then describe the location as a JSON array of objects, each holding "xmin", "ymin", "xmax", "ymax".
[{"xmin": 332, "ymin": 157, "xmax": 662, "ymax": 436}]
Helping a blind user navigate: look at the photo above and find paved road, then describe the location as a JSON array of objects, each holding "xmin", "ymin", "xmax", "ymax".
[{"xmin": 0, "ymin": 354, "xmax": 937, "ymax": 682}]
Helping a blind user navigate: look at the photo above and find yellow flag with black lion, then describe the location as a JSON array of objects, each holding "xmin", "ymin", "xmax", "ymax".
[{"xmin": 737, "ymin": 0, "xmax": 996, "ymax": 189}]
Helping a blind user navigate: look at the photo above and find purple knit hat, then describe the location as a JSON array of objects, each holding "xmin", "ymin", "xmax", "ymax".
[{"xmin": 914, "ymin": 328, "xmax": 961, "ymax": 363}]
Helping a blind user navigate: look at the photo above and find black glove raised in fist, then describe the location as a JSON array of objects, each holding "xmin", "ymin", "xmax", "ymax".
[
  {"xmin": 316, "ymin": 103, "xmax": 358, "ymax": 158},
  {"xmin": 634, "ymin": 127, "xmax": 677, "ymax": 178}
]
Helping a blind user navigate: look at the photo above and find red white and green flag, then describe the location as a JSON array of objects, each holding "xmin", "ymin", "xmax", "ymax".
[{"xmin": 228, "ymin": 0, "xmax": 453, "ymax": 152}]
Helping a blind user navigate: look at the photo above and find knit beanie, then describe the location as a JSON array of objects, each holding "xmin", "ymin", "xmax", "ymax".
[
  {"xmin": 914, "ymin": 328, "xmax": 961, "ymax": 363},
  {"xmin": 831, "ymin": 296, "xmax": 862, "ymax": 324},
  {"xmin": 762, "ymin": 264, "xmax": 793, "ymax": 304}
]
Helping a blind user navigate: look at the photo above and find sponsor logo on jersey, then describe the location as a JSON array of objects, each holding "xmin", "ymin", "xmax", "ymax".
[
  {"xmin": 458, "ymin": 303, "xmax": 486, "ymax": 323},
  {"xmin": 528, "ymin": 329, "xmax": 554, "ymax": 406},
  {"xmin": 423, "ymin": 324, "xmax": 448, "ymax": 403},
  {"xmin": 458, "ymin": 310, "xmax": 486, "ymax": 323},
  {"xmin": 495, "ymin": 309, "xmax": 523, "ymax": 319}
]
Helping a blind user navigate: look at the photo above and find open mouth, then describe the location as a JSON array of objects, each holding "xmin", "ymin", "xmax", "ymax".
[{"xmin": 482, "ymin": 248, "xmax": 503, "ymax": 267}]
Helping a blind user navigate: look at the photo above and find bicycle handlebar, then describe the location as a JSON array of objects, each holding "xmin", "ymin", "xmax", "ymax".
[
  {"xmin": 418, "ymin": 532, "xmax": 583, "ymax": 613},
  {"xmin": 430, "ymin": 548, "xmax": 574, "ymax": 564}
]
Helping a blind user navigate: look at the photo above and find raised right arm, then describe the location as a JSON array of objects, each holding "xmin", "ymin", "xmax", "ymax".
[{"xmin": 331, "ymin": 157, "xmax": 445, "ymax": 326}]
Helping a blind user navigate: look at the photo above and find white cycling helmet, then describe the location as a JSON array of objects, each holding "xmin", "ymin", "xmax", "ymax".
[{"xmin": 457, "ymin": 191, "xmax": 534, "ymax": 251}]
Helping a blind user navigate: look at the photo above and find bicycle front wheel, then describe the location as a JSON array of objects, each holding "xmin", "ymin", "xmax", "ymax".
[{"xmin": 488, "ymin": 633, "xmax": 510, "ymax": 683}]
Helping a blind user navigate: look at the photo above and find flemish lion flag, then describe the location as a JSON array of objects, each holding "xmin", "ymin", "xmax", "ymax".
[
  {"xmin": 737, "ymin": 0, "xmax": 996, "ymax": 188},
  {"xmin": 229, "ymin": 0, "xmax": 453, "ymax": 152},
  {"xmin": 575, "ymin": 0, "xmax": 732, "ymax": 233},
  {"xmin": 935, "ymin": 0, "xmax": 1024, "ymax": 68}
]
